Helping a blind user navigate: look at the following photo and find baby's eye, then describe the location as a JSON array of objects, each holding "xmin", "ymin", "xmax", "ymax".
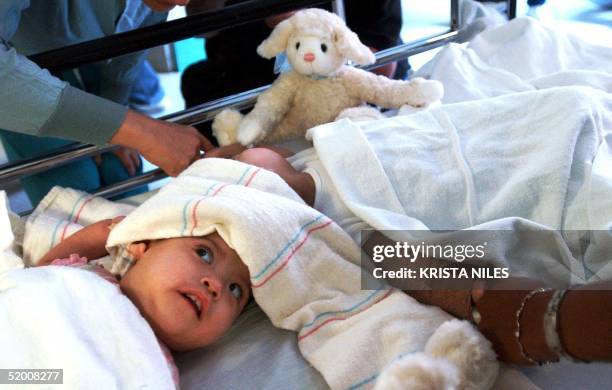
[
  {"xmin": 229, "ymin": 283, "xmax": 243, "ymax": 300},
  {"xmin": 196, "ymin": 247, "xmax": 213, "ymax": 264},
  {"xmin": 320, "ymin": 43, "xmax": 327, "ymax": 53},
  {"xmin": 295, "ymin": 42, "xmax": 300, "ymax": 50}
]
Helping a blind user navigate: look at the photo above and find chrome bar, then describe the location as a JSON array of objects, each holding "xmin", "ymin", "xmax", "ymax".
[
  {"xmin": 508, "ymin": 0, "xmax": 518, "ymax": 19},
  {"xmin": 0, "ymin": 144, "xmax": 117, "ymax": 185},
  {"xmin": 93, "ymin": 169, "xmax": 166, "ymax": 199},
  {"xmin": 162, "ymin": 86, "xmax": 268, "ymax": 126},
  {"xmin": 451, "ymin": 0, "xmax": 460, "ymax": 30},
  {"xmin": 364, "ymin": 30, "xmax": 459, "ymax": 73},
  {"xmin": 331, "ymin": 0, "xmax": 345, "ymax": 20},
  {"xmin": 29, "ymin": 0, "xmax": 329, "ymax": 72}
]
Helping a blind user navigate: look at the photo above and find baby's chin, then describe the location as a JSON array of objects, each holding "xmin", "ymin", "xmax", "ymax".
[
  {"xmin": 158, "ymin": 330, "xmax": 212, "ymax": 352},
  {"xmin": 155, "ymin": 323, "xmax": 224, "ymax": 351}
]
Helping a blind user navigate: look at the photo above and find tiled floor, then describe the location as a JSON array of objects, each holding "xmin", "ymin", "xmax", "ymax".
[{"xmin": 3, "ymin": 0, "xmax": 611, "ymax": 214}]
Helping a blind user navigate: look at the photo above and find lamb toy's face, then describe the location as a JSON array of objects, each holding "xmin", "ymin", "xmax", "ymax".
[{"xmin": 286, "ymin": 34, "xmax": 345, "ymax": 77}]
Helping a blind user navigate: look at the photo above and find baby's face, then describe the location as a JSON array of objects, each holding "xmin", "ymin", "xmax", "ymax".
[{"xmin": 119, "ymin": 233, "xmax": 251, "ymax": 351}]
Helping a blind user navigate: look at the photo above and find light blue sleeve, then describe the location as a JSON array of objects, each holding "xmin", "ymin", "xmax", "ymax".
[
  {"xmin": 96, "ymin": 10, "xmax": 168, "ymax": 104},
  {"xmin": 0, "ymin": 0, "xmax": 128, "ymax": 145}
]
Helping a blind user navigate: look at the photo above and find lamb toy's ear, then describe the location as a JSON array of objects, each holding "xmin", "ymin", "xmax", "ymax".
[
  {"xmin": 333, "ymin": 26, "xmax": 376, "ymax": 66},
  {"xmin": 257, "ymin": 18, "xmax": 294, "ymax": 59}
]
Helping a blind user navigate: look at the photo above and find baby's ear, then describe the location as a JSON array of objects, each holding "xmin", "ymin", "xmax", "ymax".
[{"xmin": 127, "ymin": 241, "xmax": 148, "ymax": 261}]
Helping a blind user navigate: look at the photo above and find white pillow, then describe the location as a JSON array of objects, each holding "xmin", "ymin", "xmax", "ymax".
[{"xmin": 0, "ymin": 266, "xmax": 174, "ymax": 389}]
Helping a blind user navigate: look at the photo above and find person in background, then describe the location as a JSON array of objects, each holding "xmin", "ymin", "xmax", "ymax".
[
  {"xmin": 0, "ymin": 0, "xmax": 214, "ymax": 205},
  {"xmin": 129, "ymin": 60, "xmax": 167, "ymax": 116},
  {"xmin": 344, "ymin": 0, "xmax": 411, "ymax": 81},
  {"xmin": 180, "ymin": 0, "xmax": 410, "ymax": 143}
]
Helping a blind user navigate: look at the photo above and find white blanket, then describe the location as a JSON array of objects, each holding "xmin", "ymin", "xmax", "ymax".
[
  {"xmin": 0, "ymin": 193, "xmax": 175, "ymax": 390},
  {"xmin": 387, "ymin": 17, "xmax": 612, "ymax": 284},
  {"xmin": 307, "ymin": 86, "xmax": 612, "ymax": 286},
  {"xmin": 415, "ymin": 17, "xmax": 612, "ymax": 104}
]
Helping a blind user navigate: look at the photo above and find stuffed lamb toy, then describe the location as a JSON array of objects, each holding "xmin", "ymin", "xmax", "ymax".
[{"xmin": 212, "ymin": 8, "xmax": 444, "ymax": 146}]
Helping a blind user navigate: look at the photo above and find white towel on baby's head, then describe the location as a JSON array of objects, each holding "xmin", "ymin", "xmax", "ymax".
[{"xmin": 105, "ymin": 158, "xmax": 498, "ymax": 390}]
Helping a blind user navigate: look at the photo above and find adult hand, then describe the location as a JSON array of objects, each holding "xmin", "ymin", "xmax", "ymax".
[
  {"xmin": 110, "ymin": 110, "xmax": 214, "ymax": 177},
  {"xmin": 94, "ymin": 146, "xmax": 141, "ymax": 177},
  {"xmin": 114, "ymin": 147, "xmax": 141, "ymax": 176}
]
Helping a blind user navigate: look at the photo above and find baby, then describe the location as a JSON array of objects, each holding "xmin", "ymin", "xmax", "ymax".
[{"xmin": 37, "ymin": 217, "xmax": 251, "ymax": 352}]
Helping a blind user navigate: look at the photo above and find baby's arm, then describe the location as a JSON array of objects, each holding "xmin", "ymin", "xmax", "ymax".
[{"xmin": 37, "ymin": 217, "xmax": 123, "ymax": 266}]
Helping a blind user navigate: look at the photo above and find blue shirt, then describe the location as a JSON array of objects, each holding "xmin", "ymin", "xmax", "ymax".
[{"xmin": 0, "ymin": 0, "xmax": 167, "ymax": 145}]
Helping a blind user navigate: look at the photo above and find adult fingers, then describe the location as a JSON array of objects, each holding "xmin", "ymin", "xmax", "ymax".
[
  {"xmin": 131, "ymin": 150, "xmax": 141, "ymax": 169},
  {"xmin": 197, "ymin": 131, "xmax": 215, "ymax": 151},
  {"xmin": 111, "ymin": 215, "xmax": 126, "ymax": 224},
  {"xmin": 117, "ymin": 150, "xmax": 136, "ymax": 176}
]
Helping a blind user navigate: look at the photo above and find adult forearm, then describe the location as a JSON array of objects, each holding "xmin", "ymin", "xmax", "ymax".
[
  {"xmin": 557, "ymin": 283, "xmax": 612, "ymax": 362},
  {"xmin": 408, "ymin": 279, "xmax": 612, "ymax": 364},
  {"xmin": 0, "ymin": 42, "xmax": 127, "ymax": 144}
]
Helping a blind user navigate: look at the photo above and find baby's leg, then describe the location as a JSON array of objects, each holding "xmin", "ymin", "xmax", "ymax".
[{"xmin": 234, "ymin": 148, "xmax": 315, "ymax": 206}]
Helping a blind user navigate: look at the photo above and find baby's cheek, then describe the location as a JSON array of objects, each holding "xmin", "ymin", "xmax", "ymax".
[{"xmin": 217, "ymin": 299, "xmax": 242, "ymax": 331}]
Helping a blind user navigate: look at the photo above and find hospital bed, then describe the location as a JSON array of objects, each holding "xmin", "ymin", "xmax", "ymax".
[{"xmin": 2, "ymin": 0, "xmax": 612, "ymax": 389}]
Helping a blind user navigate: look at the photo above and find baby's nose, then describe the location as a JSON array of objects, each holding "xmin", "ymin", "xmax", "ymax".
[
  {"xmin": 303, "ymin": 53, "xmax": 315, "ymax": 62},
  {"xmin": 201, "ymin": 276, "xmax": 221, "ymax": 299}
]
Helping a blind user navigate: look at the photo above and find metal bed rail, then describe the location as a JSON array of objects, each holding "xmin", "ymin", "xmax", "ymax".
[
  {"xmin": 1, "ymin": 0, "xmax": 518, "ymax": 214},
  {"xmin": 29, "ymin": 0, "xmax": 331, "ymax": 72}
]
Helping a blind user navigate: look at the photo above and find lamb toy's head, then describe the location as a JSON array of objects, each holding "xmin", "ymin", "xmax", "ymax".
[{"xmin": 257, "ymin": 8, "xmax": 376, "ymax": 77}]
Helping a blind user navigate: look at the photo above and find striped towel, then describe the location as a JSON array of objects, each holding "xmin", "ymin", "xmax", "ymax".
[{"xmin": 23, "ymin": 186, "xmax": 134, "ymax": 267}]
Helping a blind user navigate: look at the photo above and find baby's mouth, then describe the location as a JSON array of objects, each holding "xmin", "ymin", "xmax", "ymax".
[{"xmin": 182, "ymin": 293, "xmax": 203, "ymax": 317}]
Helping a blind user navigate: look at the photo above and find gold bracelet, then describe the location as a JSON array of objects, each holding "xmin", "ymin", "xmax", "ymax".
[{"xmin": 515, "ymin": 288, "xmax": 557, "ymax": 365}]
